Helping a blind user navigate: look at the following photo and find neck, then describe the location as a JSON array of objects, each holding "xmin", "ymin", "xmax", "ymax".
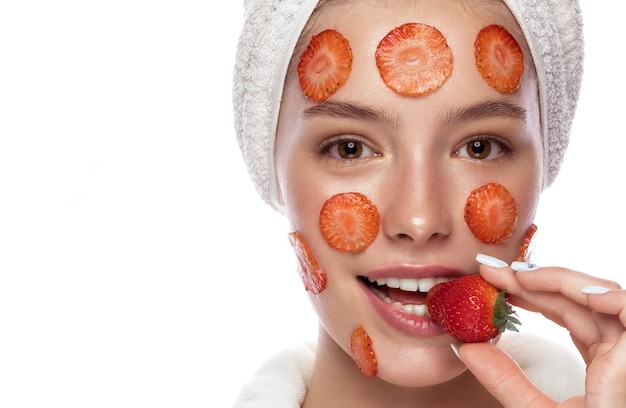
[{"xmin": 302, "ymin": 326, "xmax": 502, "ymax": 408}]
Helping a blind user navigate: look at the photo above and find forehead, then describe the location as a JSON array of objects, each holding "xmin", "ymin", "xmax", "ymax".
[
  {"xmin": 308, "ymin": 0, "xmax": 515, "ymax": 29},
  {"xmin": 280, "ymin": 0, "xmax": 540, "ymax": 138},
  {"xmin": 290, "ymin": 0, "xmax": 530, "ymax": 73}
]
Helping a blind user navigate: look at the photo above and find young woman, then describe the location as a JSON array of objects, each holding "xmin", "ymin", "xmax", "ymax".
[{"xmin": 232, "ymin": 0, "xmax": 626, "ymax": 406}]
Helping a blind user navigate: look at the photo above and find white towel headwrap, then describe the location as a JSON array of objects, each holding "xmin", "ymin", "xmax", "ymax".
[{"xmin": 233, "ymin": 0, "xmax": 584, "ymax": 212}]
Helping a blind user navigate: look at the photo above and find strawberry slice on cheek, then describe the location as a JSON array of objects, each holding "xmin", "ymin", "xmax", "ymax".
[{"xmin": 360, "ymin": 276, "xmax": 454, "ymax": 317}]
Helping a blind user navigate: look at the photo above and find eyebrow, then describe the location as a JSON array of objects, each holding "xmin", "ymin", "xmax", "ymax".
[
  {"xmin": 442, "ymin": 100, "xmax": 527, "ymax": 124},
  {"xmin": 301, "ymin": 99, "xmax": 527, "ymax": 128},
  {"xmin": 302, "ymin": 101, "xmax": 399, "ymax": 128}
]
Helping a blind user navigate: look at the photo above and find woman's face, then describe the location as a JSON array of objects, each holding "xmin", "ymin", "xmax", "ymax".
[{"xmin": 275, "ymin": 0, "xmax": 543, "ymax": 387}]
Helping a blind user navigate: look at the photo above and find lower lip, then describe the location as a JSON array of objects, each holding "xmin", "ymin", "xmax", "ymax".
[{"xmin": 359, "ymin": 280, "xmax": 448, "ymax": 337}]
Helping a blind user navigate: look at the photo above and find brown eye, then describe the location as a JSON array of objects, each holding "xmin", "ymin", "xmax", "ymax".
[
  {"xmin": 338, "ymin": 140, "xmax": 363, "ymax": 158},
  {"xmin": 466, "ymin": 140, "xmax": 492, "ymax": 159}
]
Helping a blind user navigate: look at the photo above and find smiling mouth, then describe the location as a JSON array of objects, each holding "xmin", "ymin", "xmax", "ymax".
[{"xmin": 361, "ymin": 276, "xmax": 454, "ymax": 317}]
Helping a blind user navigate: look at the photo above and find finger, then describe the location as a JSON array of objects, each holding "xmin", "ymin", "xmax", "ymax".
[
  {"xmin": 508, "ymin": 293, "xmax": 610, "ymax": 356},
  {"xmin": 585, "ymin": 289, "xmax": 626, "ymax": 325},
  {"xmin": 455, "ymin": 342, "xmax": 558, "ymax": 407},
  {"xmin": 479, "ymin": 265, "xmax": 603, "ymax": 348},
  {"xmin": 478, "ymin": 262, "xmax": 523, "ymax": 293},
  {"xmin": 512, "ymin": 266, "xmax": 621, "ymax": 306},
  {"xmin": 585, "ymin": 289, "xmax": 626, "ymax": 352},
  {"xmin": 505, "ymin": 291, "xmax": 592, "ymax": 330},
  {"xmin": 585, "ymin": 332, "xmax": 626, "ymax": 406}
]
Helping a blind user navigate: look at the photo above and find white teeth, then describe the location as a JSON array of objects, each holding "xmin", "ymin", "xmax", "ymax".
[
  {"xmin": 385, "ymin": 277, "xmax": 401, "ymax": 289},
  {"xmin": 399, "ymin": 303, "xmax": 428, "ymax": 316},
  {"xmin": 375, "ymin": 295, "xmax": 429, "ymax": 317},
  {"xmin": 367, "ymin": 276, "xmax": 453, "ymax": 293},
  {"xmin": 418, "ymin": 277, "xmax": 437, "ymax": 292},
  {"xmin": 399, "ymin": 278, "xmax": 419, "ymax": 292},
  {"xmin": 367, "ymin": 276, "xmax": 456, "ymax": 317}
]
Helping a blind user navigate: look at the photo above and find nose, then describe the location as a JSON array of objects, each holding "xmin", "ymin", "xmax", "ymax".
[{"xmin": 379, "ymin": 161, "xmax": 453, "ymax": 246}]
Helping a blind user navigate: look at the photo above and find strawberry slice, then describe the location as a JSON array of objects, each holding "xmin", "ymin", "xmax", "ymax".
[
  {"xmin": 288, "ymin": 231, "xmax": 327, "ymax": 295},
  {"xmin": 474, "ymin": 24, "xmax": 524, "ymax": 93},
  {"xmin": 464, "ymin": 182, "xmax": 518, "ymax": 244},
  {"xmin": 349, "ymin": 325, "xmax": 377, "ymax": 377},
  {"xmin": 375, "ymin": 22, "xmax": 453, "ymax": 96},
  {"xmin": 319, "ymin": 192, "xmax": 380, "ymax": 253},
  {"xmin": 298, "ymin": 29, "xmax": 353, "ymax": 102},
  {"xmin": 426, "ymin": 274, "xmax": 520, "ymax": 343},
  {"xmin": 516, "ymin": 223, "xmax": 538, "ymax": 262}
]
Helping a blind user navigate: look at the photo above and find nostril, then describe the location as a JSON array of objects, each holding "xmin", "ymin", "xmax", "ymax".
[{"xmin": 380, "ymin": 196, "xmax": 453, "ymax": 245}]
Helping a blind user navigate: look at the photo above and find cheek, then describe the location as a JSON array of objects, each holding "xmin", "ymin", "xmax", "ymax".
[
  {"xmin": 516, "ymin": 223, "xmax": 538, "ymax": 262},
  {"xmin": 319, "ymin": 192, "xmax": 380, "ymax": 253},
  {"xmin": 286, "ymin": 192, "xmax": 381, "ymax": 295},
  {"xmin": 464, "ymin": 182, "xmax": 519, "ymax": 244},
  {"xmin": 288, "ymin": 231, "xmax": 327, "ymax": 295}
]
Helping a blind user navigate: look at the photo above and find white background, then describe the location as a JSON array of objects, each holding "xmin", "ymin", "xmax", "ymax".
[{"xmin": 0, "ymin": 1, "xmax": 624, "ymax": 406}]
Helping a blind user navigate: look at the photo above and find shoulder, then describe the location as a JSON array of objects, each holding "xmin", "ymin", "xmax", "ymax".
[
  {"xmin": 498, "ymin": 332, "xmax": 585, "ymax": 401},
  {"xmin": 232, "ymin": 343, "xmax": 316, "ymax": 408}
]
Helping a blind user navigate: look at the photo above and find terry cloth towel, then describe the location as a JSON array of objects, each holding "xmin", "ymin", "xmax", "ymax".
[{"xmin": 233, "ymin": 0, "xmax": 585, "ymax": 212}]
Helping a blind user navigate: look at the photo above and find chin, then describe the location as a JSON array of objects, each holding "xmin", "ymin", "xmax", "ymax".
[{"xmin": 374, "ymin": 346, "xmax": 468, "ymax": 388}]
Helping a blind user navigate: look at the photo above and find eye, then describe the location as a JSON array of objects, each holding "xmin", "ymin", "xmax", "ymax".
[
  {"xmin": 456, "ymin": 137, "xmax": 510, "ymax": 160},
  {"xmin": 323, "ymin": 138, "xmax": 377, "ymax": 160}
]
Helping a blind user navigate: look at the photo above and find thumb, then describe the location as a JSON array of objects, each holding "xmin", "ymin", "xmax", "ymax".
[{"xmin": 455, "ymin": 342, "xmax": 558, "ymax": 407}]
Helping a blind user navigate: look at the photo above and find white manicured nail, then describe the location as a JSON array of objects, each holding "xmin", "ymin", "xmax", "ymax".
[
  {"xmin": 450, "ymin": 343, "xmax": 463, "ymax": 361},
  {"xmin": 511, "ymin": 261, "xmax": 540, "ymax": 272},
  {"xmin": 476, "ymin": 254, "xmax": 508, "ymax": 268},
  {"xmin": 581, "ymin": 286, "xmax": 610, "ymax": 295}
]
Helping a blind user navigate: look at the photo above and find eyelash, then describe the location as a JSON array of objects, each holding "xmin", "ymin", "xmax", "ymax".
[
  {"xmin": 316, "ymin": 136, "xmax": 378, "ymax": 159},
  {"xmin": 316, "ymin": 134, "xmax": 515, "ymax": 161},
  {"xmin": 458, "ymin": 135, "xmax": 515, "ymax": 159}
]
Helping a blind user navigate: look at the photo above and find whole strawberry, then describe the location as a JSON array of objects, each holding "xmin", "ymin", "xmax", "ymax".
[{"xmin": 426, "ymin": 275, "xmax": 520, "ymax": 343}]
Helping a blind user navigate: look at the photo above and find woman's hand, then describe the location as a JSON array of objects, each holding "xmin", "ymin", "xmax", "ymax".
[{"xmin": 457, "ymin": 260, "xmax": 626, "ymax": 407}]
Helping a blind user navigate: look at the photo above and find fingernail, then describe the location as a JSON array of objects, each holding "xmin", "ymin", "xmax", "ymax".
[
  {"xmin": 581, "ymin": 286, "xmax": 610, "ymax": 295},
  {"xmin": 450, "ymin": 342, "xmax": 463, "ymax": 361},
  {"xmin": 476, "ymin": 254, "xmax": 508, "ymax": 268},
  {"xmin": 511, "ymin": 261, "xmax": 540, "ymax": 272}
]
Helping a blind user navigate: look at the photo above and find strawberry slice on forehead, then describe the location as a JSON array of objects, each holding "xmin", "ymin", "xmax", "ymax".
[
  {"xmin": 298, "ymin": 29, "xmax": 353, "ymax": 102},
  {"xmin": 376, "ymin": 22, "xmax": 453, "ymax": 96},
  {"xmin": 474, "ymin": 24, "xmax": 525, "ymax": 93}
]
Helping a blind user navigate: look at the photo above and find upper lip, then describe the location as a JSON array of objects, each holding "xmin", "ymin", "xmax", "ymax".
[{"xmin": 365, "ymin": 264, "xmax": 468, "ymax": 280}]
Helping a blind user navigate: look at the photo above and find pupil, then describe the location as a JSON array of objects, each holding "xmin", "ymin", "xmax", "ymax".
[
  {"xmin": 472, "ymin": 141, "xmax": 485, "ymax": 154},
  {"xmin": 345, "ymin": 141, "xmax": 358, "ymax": 155}
]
